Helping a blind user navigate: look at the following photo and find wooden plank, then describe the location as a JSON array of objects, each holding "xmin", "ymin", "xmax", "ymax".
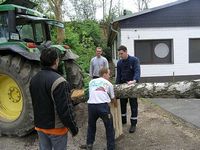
[{"xmin": 110, "ymin": 100, "xmax": 123, "ymax": 139}]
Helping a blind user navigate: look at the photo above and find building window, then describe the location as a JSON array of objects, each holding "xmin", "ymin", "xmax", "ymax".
[
  {"xmin": 189, "ymin": 38, "xmax": 200, "ymax": 63},
  {"xmin": 135, "ymin": 39, "xmax": 173, "ymax": 64}
]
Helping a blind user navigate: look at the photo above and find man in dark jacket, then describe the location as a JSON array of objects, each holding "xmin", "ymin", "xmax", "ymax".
[
  {"xmin": 116, "ymin": 45, "xmax": 141, "ymax": 133},
  {"xmin": 30, "ymin": 47, "xmax": 78, "ymax": 150}
]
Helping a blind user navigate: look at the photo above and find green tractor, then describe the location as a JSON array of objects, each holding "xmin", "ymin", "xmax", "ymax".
[{"xmin": 0, "ymin": 0, "xmax": 83, "ymax": 136}]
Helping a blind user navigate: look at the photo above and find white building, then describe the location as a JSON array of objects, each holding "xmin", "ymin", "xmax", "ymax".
[{"xmin": 109, "ymin": 0, "xmax": 200, "ymax": 82}]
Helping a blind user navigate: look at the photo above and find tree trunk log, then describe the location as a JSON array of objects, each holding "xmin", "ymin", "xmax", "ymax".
[
  {"xmin": 114, "ymin": 80, "xmax": 200, "ymax": 99},
  {"xmin": 71, "ymin": 79, "xmax": 200, "ymax": 103}
]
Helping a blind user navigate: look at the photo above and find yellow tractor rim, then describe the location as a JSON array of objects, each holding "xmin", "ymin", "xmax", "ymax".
[{"xmin": 0, "ymin": 74, "xmax": 23, "ymax": 122}]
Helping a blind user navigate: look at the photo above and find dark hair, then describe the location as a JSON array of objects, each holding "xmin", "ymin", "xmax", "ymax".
[
  {"xmin": 118, "ymin": 45, "xmax": 127, "ymax": 51},
  {"xmin": 40, "ymin": 47, "xmax": 59, "ymax": 66},
  {"xmin": 99, "ymin": 67, "xmax": 109, "ymax": 77}
]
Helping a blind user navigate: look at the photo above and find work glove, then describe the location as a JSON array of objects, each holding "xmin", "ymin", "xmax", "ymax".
[{"xmin": 71, "ymin": 126, "xmax": 79, "ymax": 137}]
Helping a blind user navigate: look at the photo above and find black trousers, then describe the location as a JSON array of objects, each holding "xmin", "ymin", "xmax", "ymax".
[
  {"xmin": 120, "ymin": 98, "xmax": 138, "ymax": 126},
  {"xmin": 87, "ymin": 103, "xmax": 115, "ymax": 150}
]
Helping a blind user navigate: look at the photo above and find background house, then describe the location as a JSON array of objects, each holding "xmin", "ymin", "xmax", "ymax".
[{"xmin": 109, "ymin": 0, "xmax": 200, "ymax": 82}]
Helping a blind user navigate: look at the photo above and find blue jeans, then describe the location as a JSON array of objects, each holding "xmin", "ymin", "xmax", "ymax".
[
  {"xmin": 87, "ymin": 103, "xmax": 115, "ymax": 150},
  {"xmin": 37, "ymin": 131, "xmax": 68, "ymax": 150}
]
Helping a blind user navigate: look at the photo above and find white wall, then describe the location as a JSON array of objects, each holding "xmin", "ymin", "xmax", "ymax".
[{"xmin": 119, "ymin": 27, "xmax": 200, "ymax": 77}]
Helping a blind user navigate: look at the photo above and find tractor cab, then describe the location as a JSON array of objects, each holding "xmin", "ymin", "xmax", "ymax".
[{"xmin": 0, "ymin": 1, "xmax": 63, "ymax": 46}]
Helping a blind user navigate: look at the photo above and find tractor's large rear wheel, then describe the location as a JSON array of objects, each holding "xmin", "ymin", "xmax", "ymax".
[
  {"xmin": 0, "ymin": 54, "xmax": 39, "ymax": 136},
  {"xmin": 65, "ymin": 60, "xmax": 84, "ymax": 89}
]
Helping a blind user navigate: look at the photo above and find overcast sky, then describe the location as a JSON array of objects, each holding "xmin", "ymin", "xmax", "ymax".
[
  {"xmin": 96, "ymin": 0, "xmax": 178, "ymax": 20},
  {"xmin": 65, "ymin": 0, "xmax": 178, "ymax": 21},
  {"xmin": 123, "ymin": 0, "xmax": 177, "ymax": 11}
]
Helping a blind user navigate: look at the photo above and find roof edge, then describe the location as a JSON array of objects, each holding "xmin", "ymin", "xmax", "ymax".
[{"xmin": 112, "ymin": 0, "xmax": 189, "ymax": 23}]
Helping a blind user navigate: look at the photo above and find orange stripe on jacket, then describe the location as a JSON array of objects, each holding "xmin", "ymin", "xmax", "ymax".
[{"xmin": 35, "ymin": 127, "xmax": 68, "ymax": 135}]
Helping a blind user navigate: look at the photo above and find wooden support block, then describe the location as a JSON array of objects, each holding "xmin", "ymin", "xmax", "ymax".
[{"xmin": 110, "ymin": 99, "xmax": 123, "ymax": 139}]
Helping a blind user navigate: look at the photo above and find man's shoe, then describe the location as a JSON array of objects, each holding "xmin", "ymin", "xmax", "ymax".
[
  {"xmin": 86, "ymin": 144, "xmax": 93, "ymax": 150},
  {"xmin": 129, "ymin": 125, "xmax": 136, "ymax": 133},
  {"xmin": 80, "ymin": 144, "xmax": 93, "ymax": 150}
]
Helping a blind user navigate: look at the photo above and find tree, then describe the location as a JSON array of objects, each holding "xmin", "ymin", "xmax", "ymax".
[
  {"xmin": 46, "ymin": 0, "xmax": 65, "ymax": 43},
  {"xmin": 99, "ymin": 0, "xmax": 113, "ymax": 41},
  {"xmin": 102, "ymin": 0, "xmax": 106, "ymax": 21},
  {"xmin": 67, "ymin": 0, "xmax": 97, "ymax": 20},
  {"xmin": 33, "ymin": 0, "xmax": 65, "ymax": 43},
  {"xmin": 134, "ymin": 0, "xmax": 151, "ymax": 11},
  {"xmin": 99, "ymin": 0, "xmax": 121, "ymax": 22},
  {"xmin": 33, "ymin": 0, "xmax": 51, "ymax": 15}
]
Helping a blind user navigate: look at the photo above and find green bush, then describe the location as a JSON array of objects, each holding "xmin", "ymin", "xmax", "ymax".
[
  {"xmin": 63, "ymin": 20, "xmax": 104, "ymax": 86},
  {"xmin": 51, "ymin": 19, "xmax": 110, "ymax": 86}
]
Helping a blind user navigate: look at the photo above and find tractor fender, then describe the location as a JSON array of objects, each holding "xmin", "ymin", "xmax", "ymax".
[
  {"xmin": 0, "ymin": 45, "xmax": 40, "ymax": 61},
  {"xmin": 62, "ymin": 48, "xmax": 79, "ymax": 60},
  {"xmin": 51, "ymin": 45, "xmax": 79, "ymax": 60}
]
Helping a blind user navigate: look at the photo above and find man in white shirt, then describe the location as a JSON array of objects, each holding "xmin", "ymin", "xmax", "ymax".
[
  {"xmin": 81, "ymin": 68, "xmax": 116, "ymax": 150},
  {"xmin": 89, "ymin": 47, "xmax": 109, "ymax": 79}
]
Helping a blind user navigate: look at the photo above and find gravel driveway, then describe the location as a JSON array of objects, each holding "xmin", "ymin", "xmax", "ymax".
[{"xmin": 1, "ymin": 99, "xmax": 200, "ymax": 150}]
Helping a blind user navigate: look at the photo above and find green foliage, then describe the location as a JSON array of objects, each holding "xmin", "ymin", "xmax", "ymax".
[
  {"xmin": 63, "ymin": 19, "xmax": 107, "ymax": 86},
  {"xmin": 49, "ymin": 19, "xmax": 110, "ymax": 86},
  {"xmin": 0, "ymin": 0, "xmax": 5, "ymax": 4},
  {"xmin": 64, "ymin": 20, "xmax": 103, "ymax": 73}
]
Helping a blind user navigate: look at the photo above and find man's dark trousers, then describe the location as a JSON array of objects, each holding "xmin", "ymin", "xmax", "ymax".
[
  {"xmin": 87, "ymin": 103, "xmax": 115, "ymax": 150},
  {"xmin": 120, "ymin": 98, "xmax": 138, "ymax": 125}
]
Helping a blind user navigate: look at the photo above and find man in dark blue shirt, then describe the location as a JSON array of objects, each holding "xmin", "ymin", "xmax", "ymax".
[{"xmin": 116, "ymin": 45, "xmax": 141, "ymax": 133}]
